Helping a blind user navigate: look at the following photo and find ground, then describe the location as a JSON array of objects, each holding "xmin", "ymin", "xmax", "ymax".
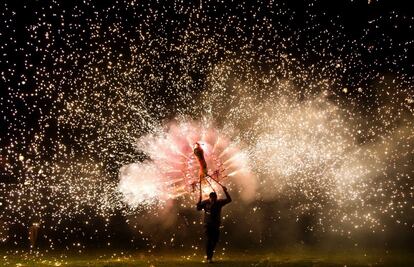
[{"xmin": 1, "ymin": 249, "xmax": 413, "ymax": 267}]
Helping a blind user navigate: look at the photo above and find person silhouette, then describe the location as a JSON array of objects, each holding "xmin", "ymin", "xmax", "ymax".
[{"xmin": 196, "ymin": 185, "xmax": 232, "ymax": 263}]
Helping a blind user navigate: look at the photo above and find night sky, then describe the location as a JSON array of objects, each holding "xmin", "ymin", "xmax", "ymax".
[{"xmin": 1, "ymin": 0, "xmax": 413, "ymax": 253}]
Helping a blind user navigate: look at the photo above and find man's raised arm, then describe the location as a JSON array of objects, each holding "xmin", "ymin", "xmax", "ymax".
[
  {"xmin": 221, "ymin": 186, "xmax": 232, "ymax": 205},
  {"xmin": 196, "ymin": 199, "xmax": 205, "ymax": 210}
]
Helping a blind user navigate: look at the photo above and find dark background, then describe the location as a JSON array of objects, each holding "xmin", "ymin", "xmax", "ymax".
[{"xmin": 1, "ymin": 0, "xmax": 413, "ymax": 251}]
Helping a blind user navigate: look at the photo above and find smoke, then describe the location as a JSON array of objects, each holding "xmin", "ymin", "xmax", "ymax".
[
  {"xmin": 118, "ymin": 120, "xmax": 257, "ymax": 208},
  {"xmin": 2, "ymin": 0, "xmax": 413, "ymax": 250},
  {"xmin": 118, "ymin": 63, "xmax": 413, "ymax": 238},
  {"xmin": 118, "ymin": 163, "xmax": 165, "ymax": 207}
]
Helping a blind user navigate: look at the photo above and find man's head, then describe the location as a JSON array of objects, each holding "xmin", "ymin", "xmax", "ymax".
[{"xmin": 209, "ymin": 192, "xmax": 217, "ymax": 202}]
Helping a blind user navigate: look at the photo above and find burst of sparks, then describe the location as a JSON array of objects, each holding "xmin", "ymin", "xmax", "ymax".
[{"xmin": 1, "ymin": 0, "xmax": 413, "ymax": 251}]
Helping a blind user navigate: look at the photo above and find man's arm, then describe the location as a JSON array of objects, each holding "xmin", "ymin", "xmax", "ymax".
[
  {"xmin": 196, "ymin": 199, "xmax": 205, "ymax": 210},
  {"xmin": 221, "ymin": 186, "xmax": 232, "ymax": 205}
]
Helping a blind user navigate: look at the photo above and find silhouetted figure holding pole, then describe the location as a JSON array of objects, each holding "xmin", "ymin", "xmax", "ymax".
[{"xmin": 196, "ymin": 185, "xmax": 232, "ymax": 263}]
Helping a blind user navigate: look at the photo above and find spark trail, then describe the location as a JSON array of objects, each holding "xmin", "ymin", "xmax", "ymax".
[
  {"xmin": 118, "ymin": 120, "xmax": 255, "ymax": 208},
  {"xmin": 0, "ymin": 0, "xmax": 413, "ymax": 248}
]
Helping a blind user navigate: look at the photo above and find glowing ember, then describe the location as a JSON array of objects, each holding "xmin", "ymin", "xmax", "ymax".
[
  {"xmin": 0, "ymin": 0, "xmax": 413, "ymax": 251},
  {"xmin": 118, "ymin": 121, "xmax": 256, "ymax": 208}
]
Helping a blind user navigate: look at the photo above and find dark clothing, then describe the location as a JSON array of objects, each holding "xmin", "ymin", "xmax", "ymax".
[
  {"xmin": 196, "ymin": 190, "xmax": 231, "ymax": 260},
  {"xmin": 196, "ymin": 190, "xmax": 232, "ymax": 227},
  {"xmin": 205, "ymin": 225, "xmax": 220, "ymax": 260}
]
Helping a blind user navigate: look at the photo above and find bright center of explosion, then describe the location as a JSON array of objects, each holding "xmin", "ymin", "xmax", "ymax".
[{"xmin": 118, "ymin": 121, "xmax": 255, "ymax": 208}]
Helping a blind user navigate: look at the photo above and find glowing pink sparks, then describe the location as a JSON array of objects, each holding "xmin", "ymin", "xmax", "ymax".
[{"xmin": 118, "ymin": 120, "xmax": 255, "ymax": 208}]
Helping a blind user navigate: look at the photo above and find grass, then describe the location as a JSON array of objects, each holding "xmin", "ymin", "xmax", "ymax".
[{"xmin": 1, "ymin": 249, "xmax": 414, "ymax": 267}]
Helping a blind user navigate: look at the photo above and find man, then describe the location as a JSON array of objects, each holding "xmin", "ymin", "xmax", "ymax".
[{"xmin": 196, "ymin": 185, "xmax": 232, "ymax": 263}]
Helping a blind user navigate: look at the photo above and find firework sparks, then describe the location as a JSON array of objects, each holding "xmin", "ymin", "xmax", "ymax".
[
  {"xmin": 0, "ymin": 0, "xmax": 413, "ymax": 251},
  {"xmin": 118, "ymin": 121, "xmax": 256, "ymax": 208}
]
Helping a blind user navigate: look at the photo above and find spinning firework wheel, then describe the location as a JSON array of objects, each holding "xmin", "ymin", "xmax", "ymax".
[
  {"xmin": 189, "ymin": 142, "xmax": 228, "ymax": 195},
  {"xmin": 161, "ymin": 142, "xmax": 227, "ymax": 198}
]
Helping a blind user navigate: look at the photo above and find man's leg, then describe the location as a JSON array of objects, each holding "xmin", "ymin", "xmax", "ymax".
[
  {"xmin": 205, "ymin": 227, "xmax": 214, "ymax": 261},
  {"xmin": 205, "ymin": 226, "xmax": 220, "ymax": 262},
  {"xmin": 210, "ymin": 227, "xmax": 220, "ymax": 259}
]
